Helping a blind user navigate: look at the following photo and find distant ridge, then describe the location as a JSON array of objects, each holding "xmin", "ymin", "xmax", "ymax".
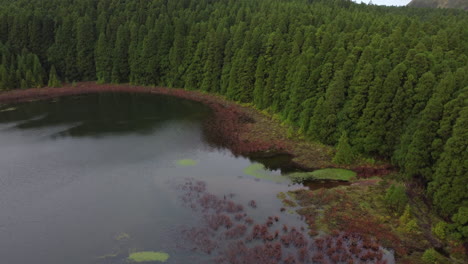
[{"xmin": 408, "ymin": 0, "xmax": 468, "ymax": 10}]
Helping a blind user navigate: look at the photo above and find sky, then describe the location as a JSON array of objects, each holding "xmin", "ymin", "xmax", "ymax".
[{"xmin": 352, "ymin": 0, "xmax": 412, "ymax": 6}]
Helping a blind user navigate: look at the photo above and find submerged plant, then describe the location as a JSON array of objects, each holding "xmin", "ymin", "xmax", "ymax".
[
  {"xmin": 128, "ymin": 251, "xmax": 169, "ymax": 262},
  {"xmin": 114, "ymin": 232, "xmax": 131, "ymax": 241}
]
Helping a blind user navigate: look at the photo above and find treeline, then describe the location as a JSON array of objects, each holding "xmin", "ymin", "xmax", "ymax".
[{"xmin": 0, "ymin": 0, "xmax": 467, "ymax": 239}]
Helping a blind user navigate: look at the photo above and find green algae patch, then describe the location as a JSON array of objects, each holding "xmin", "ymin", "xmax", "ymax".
[
  {"xmin": 128, "ymin": 251, "xmax": 169, "ymax": 262},
  {"xmin": 288, "ymin": 168, "xmax": 356, "ymax": 182},
  {"xmin": 176, "ymin": 159, "xmax": 198, "ymax": 166},
  {"xmin": 243, "ymin": 163, "xmax": 287, "ymax": 183}
]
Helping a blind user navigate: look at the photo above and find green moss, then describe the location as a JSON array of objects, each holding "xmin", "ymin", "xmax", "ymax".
[
  {"xmin": 243, "ymin": 163, "xmax": 287, "ymax": 183},
  {"xmin": 176, "ymin": 159, "xmax": 198, "ymax": 166},
  {"xmin": 287, "ymin": 168, "xmax": 356, "ymax": 182},
  {"xmin": 128, "ymin": 251, "xmax": 170, "ymax": 263}
]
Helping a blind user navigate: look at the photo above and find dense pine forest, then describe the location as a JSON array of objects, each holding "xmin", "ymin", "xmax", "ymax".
[
  {"xmin": 0, "ymin": 0, "xmax": 467, "ymax": 242},
  {"xmin": 408, "ymin": 0, "xmax": 468, "ymax": 10}
]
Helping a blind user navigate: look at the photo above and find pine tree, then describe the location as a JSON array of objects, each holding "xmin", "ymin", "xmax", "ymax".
[
  {"xmin": 253, "ymin": 56, "xmax": 266, "ymax": 108},
  {"xmin": 111, "ymin": 25, "xmax": 130, "ymax": 83},
  {"xmin": 47, "ymin": 65, "xmax": 61, "ymax": 87},
  {"xmin": 76, "ymin": 15, "xmax": 95, "ymax": 81},
  {"xmin": 0, "ymin": 64, "xmax": 8, "ymax": 90},
  {"xmin": 95, "ymin": 32, "xmax": 111, "ymax": 83},
  {"xmin": 333, "ymin": 131, "xmax": 355, "ymax": 165},
  {"xmin": 429, "ymin": 105, "xmax": 468, "ymax": 220},
  {"xmin": 404, "ymin": 72, "xmax": 456, "ymax": 180}
]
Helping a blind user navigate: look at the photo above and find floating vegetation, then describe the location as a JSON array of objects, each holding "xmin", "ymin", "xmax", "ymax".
[
  {"xmin": 176, "ymin": 159, "xmax": 198, "ymax": 166},
  {"xmin": 288, "ymin": 168, "xmax": 356, "ymax": 182},
  {"xmin": 277, "ymin": 192, "xmax": 298, "ymax": 208},
  {"xmin": 0, "ymin": 107, "xmax": 16, "ymax": 113},
  {"xmin": 243, "ymin": 163, "xmax": 287, "ymax": 183},
  {"xmin": 282, "ymin": 199, "xmax": 298, "ymax": 208},
  {"xmin": 277, "ymin": 192, "xmax": 287, "ymax": 200},
  {"xmin": 177, "ymin": 178, "xmax": 393, "ymax": 263},
  {"xmin": 114, "ymin": 232, "xmax": 130, "ymax": 241},
  {"xmin": 128, "ymin": 251, "xmax": 169, "ymax": 263}
]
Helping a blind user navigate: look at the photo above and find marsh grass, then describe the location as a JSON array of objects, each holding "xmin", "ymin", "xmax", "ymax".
[{"xmin": 288, "ymin": 168, "xmax": 356, "ymax": 182}]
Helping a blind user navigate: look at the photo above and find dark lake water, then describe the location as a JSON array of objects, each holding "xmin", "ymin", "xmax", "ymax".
[{"xmin": 0, "ymin": 93, "xmax": 312, "ymax": 264}]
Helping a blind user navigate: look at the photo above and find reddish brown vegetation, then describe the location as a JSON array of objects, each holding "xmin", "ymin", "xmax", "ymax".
[
  {"xmin": 354, "ymin": 164, "xmax": 394, "ymax": 178},
  {"xmin": 178, "ymin": 178, "xmax": 394, "ymax": 263}
]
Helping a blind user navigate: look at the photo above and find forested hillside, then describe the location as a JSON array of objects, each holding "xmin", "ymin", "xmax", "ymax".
[
  {"xmin": 408, "ymin": 0, "xmax": 468, "ymax": 10},
  {"xmin": 0, "ymin": 0, "xmax": 467, "ymax": 240}
]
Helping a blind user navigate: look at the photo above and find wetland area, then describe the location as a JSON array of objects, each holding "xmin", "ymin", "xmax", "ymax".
[{"xmin": 0, "ymin": 90, "xmax": 393, "ymax": 264}]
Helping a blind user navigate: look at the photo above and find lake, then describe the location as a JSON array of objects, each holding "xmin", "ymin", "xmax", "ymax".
[{"xmin": 0, "ymin": 93, "xmax": 310, "ymax": 264}]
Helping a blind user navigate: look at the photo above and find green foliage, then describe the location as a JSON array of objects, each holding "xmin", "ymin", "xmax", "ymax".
[
  {"xmin": 0, "ymin": 0, "xmax": 467, "ymax": 234},
  {"xmin": 398, "ymin": 204, "xmax": 420, "ymax": 234},
  {"xmin": 288, "ymin": 168, "xmax": 356, "ymax": 182},
  {"xmin": 451, "ymin": 206, "xmax": 468, "ymax": 239},
  {"xmin": 432, "ymin": 221, "xmax": 448, "ymax": 240},
  {"xmin": 384, "ymin": 184, "xmax": 408, "ymax": 215},
  {"xmin": 128, "ymin": 251, "xmax": 169, "ymax": 263},
  {"xmin": 47, "ymin": 65, "xmax": 61, "ymax": 87},
  {"xmin": 421, "ymin": 248, "xmax": 446, "ymax": 264},
  {"xmin": 332, "ymin": 131, "xmax": 355, "ymax": 165}
]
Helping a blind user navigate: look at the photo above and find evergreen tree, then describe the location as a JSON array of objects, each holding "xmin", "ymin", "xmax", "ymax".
[
  {"xmin": 404, "ymin": 72, "xmax": 456, "ymax": 180},
  {"xmin": 253, "ymin": 56, "xmax": 266, "ymax": 108},
  {"xmin": 111, "ymin": 25, "xmax": 130, "ymax": 83},
  {"xmin": 429, "ymin": 105, "xmax": 468, "ymax": 223},
  {"xmin": 47, "ymin": 65, "xmax": 61, "ymax": 87},
  {"xmin": 332, "ymin": 130, "xmax": 355, "ymax": 165},
  {"xmin": 95, "ymin": 32, "xmax": 111, "ymax": 83},
  {"xmin": 76, "ymin": 16, "xmax": 95, "ymax": 81}
]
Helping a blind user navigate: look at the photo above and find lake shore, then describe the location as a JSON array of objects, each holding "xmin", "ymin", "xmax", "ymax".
[
  {"xmin": 2, "ymin": 83, "xmax": 461, "ymax": 263},
  {"xmin": 0, "ymin": 82, "xmax": 392, "ymax": 177}
]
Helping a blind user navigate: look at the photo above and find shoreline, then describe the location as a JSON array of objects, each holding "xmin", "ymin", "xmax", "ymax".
[
  {"xmin": 0, "ymin": 82, "xmax": 392, "ymax": 176},
  {"xmin": 2, "ymin": 83, "xmax": 453, "ymax": 262}
]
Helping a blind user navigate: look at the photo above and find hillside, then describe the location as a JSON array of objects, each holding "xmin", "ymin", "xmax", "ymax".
[{"xmin": 408, "ymin": 0, "xmax": 468, "ymax": 10}]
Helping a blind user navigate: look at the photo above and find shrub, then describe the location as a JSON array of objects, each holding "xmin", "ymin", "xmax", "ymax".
[
  {"xmin": 432, "ymin": 221, "xmax": 448, "ymax": 240},
  {"xmin": 421, "ymin": 248, "xmax": 445, "ymax": 264},
  {"xmin": 451, "ymin": 206, "xmax": 468, "ymax": 240},
  {"xmin": 384, "ymin": 184, "xmax": 408, "ymax": 215}
]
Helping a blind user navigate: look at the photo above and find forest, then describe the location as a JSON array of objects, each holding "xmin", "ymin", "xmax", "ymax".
[{"xmin": 0, "ymin": 0, "xmax": 466, "ymax": 243}]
